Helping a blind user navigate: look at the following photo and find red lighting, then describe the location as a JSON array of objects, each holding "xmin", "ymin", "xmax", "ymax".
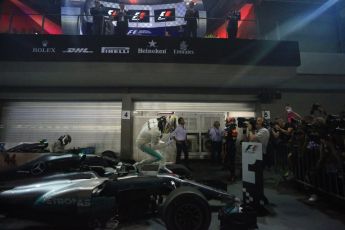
[
  {"xmin": 7, "ymin": 0, "xmax": 62, "ymax": 34},
  {"xmin": 213, "ymin": 3, "xmax": 255, "ymax": 39}
]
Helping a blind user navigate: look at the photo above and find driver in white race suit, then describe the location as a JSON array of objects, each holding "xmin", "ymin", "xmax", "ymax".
[{"xmin": 135, "ymin": 116, "xmax": 176, "ymax": 172}]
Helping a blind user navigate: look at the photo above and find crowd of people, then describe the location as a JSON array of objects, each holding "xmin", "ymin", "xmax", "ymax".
[{"xmin": 266, "ymin": 104, "xmax": 345, "ymax": 201}]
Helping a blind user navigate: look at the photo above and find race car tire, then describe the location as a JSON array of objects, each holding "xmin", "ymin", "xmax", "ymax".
[{"xmin": 162, "ymin": 187, "xmax": 211, "ymax": 230}]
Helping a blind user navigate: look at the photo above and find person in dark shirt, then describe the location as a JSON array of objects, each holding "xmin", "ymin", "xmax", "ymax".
[
  {"xmin": 113, "ymin": 3, "xmax": 130, "ymax": 36},
  {"xmin": 226, "ymin": 10, "xmax": 241, "ymax": 39},
  {"xmin": 90, "ymin": 0, "xmax": 106, "ymax": 35},
  {"xmin": 223, "ymin": 117, "xmax": 238, "ymax": 181},
  {"xmin": 184, "ymin": 1, "xmax": 199, "ymax": 38}
]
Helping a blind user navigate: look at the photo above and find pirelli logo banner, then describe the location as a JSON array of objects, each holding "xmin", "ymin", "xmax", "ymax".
[{"xmin": 0, "ymin": 34, "xmax": 301, "ymax": 66}]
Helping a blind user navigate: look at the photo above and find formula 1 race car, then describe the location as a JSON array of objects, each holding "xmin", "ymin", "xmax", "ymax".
[
  {"xmin": 0, "ymin": 167, "xmax": 257, "ymax": 230},
  {"xmin": 0, "ymin": 138, "xmax": 256, "ymax": 230}
]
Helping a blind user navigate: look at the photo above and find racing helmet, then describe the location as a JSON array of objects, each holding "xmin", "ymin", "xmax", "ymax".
[
  {"xmin": 157, "ymin": 116, "xmax": 167, "ymax": 133},
  {"xmin": 58, "ymin": 134, "xmax": 72, "ymax": 145}
]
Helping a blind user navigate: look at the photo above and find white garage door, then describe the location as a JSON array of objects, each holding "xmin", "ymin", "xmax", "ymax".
[{"xmin": 1, "ymin": 102, "xmax": 122, "ymax": 153}]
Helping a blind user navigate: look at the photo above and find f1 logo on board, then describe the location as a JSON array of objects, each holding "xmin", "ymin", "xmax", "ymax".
[
  {"xmin": 128, "ymin": 10, "xmax": 149, "ymax": 22},
  {"xmin": 158, "ymin": 10, "xmax": 172, "ymax": 21},
  {"xmin": 154, "ymin": 9, "xmax": 175, "ymax": 22},
  {"xmin": 244, "ymin": 144, "xmax": 258, "ymax": 153},
  {"xmin": 132, "ymin": 12, "xmax": 146, "ymax": 21},
  {"xmin": 62, "ymin": 48, "xmax": 94, "ymax": 54}
]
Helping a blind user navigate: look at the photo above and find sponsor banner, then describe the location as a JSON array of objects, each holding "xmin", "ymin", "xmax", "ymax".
[{"xmin": 0, "ymin": 34, "xmax": 301, "ymax": 66}]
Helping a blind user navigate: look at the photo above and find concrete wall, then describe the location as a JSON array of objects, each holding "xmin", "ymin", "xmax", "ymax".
[
  {"xmin": 298, "ymin": 52, "xmax": 345, "ymax": 75},
  {"xmin": 257, "ymin": 1, "xmax": 341, "ymax": 53}
]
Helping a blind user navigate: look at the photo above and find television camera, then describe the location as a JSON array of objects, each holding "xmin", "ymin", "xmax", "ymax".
[
  {"xmin": 326, "ymin": 115, "xmax": 345, "ymax": 135},
  {"xmin": 237, "ymin": 117, "xmax": 256, "ymax": 129}
]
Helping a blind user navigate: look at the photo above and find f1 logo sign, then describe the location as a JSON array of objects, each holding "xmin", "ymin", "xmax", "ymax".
[
  {"xmin": 132, "ymin": 12, "xmax": 146, "ymax": 21},
  {"xmin": 154, "ymin": 9, "xmax": 175, "ymax": 22},
  {"xmin": 158, "ymin": 10, "xmax": 172, "ymax": 21},
  {"xmin": 242, "ymin": 142, "xmax": 262, "ymax": 184},
  {"xmin": 128, "ymin": 10, "xmax": 149, "ymax": 22}
]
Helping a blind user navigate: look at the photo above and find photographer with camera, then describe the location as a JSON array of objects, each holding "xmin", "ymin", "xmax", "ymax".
[
  {"xmin": 223, "ymin": 117, "xmax": 238, "ymax": 182},
  {"xmin": 310, "ymin": 103, "xmax": 327, "ymax": 118}
]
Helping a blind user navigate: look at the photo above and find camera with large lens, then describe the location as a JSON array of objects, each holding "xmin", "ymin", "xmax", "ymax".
[
  {"xmin": 224, "ymin": 122, "xmax": 237, "ymax": 133},
  {"xmin": 237, "ymin": 117, "xmax": 255, "ymax": 129},
  {"xmin": 326, "ymin": 115, "xmax": 345, "ymax": 135},
  {"xmin": 301, "ymin": 119, "xmax": 323, "ymax": 142}
]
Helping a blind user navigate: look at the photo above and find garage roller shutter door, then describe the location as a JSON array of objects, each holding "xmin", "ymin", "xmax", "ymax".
[
  {"xmin": 134, "ymin": 102, "xmax": 255, "ymax": 113},
  {"xmin": 1, "ymin": 102, "xmax": 121, "ymax": 153}
]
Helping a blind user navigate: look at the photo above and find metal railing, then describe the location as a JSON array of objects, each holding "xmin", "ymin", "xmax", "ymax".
[{"xmin": 272, "ymin": 137, "xmax": 345, "ymax": 201}]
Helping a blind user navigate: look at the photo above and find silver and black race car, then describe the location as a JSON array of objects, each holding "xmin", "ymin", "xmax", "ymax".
[
  {"xmin": 0, "ymin": 139, "xmax": 256, "ymax": 230},
  {"xmin": 0, "ymin": 166, "xmax": 257, "ymax": 230}
]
